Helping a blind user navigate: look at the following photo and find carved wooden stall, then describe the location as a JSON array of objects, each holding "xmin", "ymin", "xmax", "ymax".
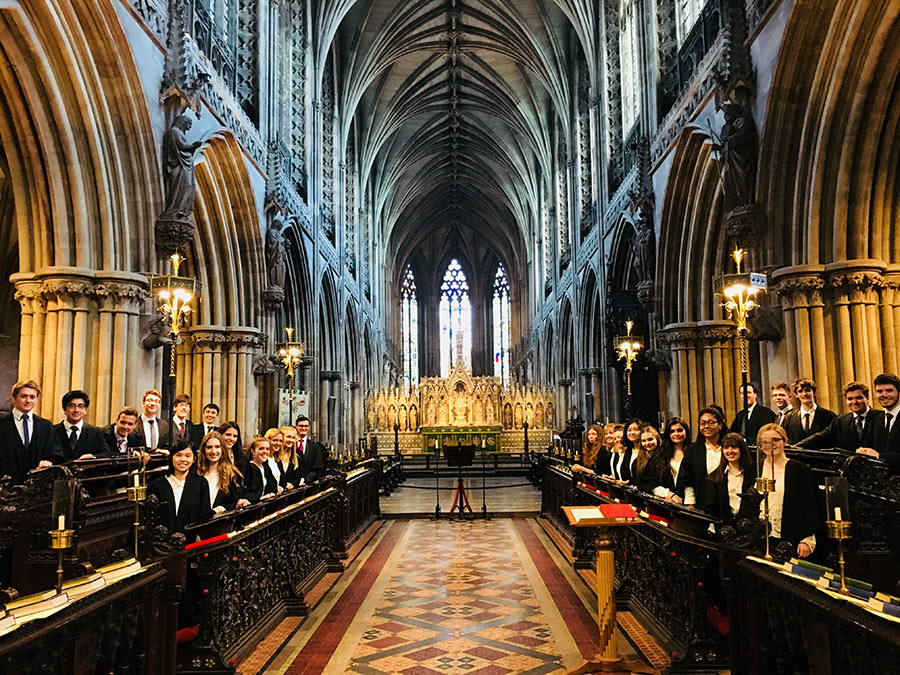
[
  {"xmin": 536, "ymin": 448, "xmax": 900, "ymax": 674},
  {"xmin": 0, "ymin": 458, "xmax": 383, "ymax": 675}
]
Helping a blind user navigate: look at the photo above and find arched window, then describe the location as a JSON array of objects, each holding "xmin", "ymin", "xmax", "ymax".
[
  {"xmin": 400, "ymin": 266, "xmax": 418, "ymax": 390},
  {"xmin": 440, "ymin": 259, "xmax": 471, "ymax": 376},
  {"xmin": 676, "ymin": 0, "xmax": 704, "ymax": 45},
  {"xmin": 493, "ymin": 264, "xmax": 512, "ymax": 385},
  {"xmin": 619, "ymin": 0, "xmax": 641, "ymax": 134}
]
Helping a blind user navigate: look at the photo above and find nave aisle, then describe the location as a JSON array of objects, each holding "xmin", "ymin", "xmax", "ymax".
[{"xmin": 238, "ymin": 520, "xmax": 657, "ymax": 674}]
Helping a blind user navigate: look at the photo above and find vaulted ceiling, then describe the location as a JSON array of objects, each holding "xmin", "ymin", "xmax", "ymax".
[{"xmin": 330, "ymin": 0, "xmax": 593, "ymax": 296}]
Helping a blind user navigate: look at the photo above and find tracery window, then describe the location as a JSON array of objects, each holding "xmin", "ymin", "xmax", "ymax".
[
  {"xmin": 400, "ymin": 266, "xmax": 418, "ymax": 390},
  {"xmin": 676, "ymin": 0, "xmax": 704, "ymax": 45},
  {"xmin": 492, "ymin": 264, "xmax": 512, "ymax": 385},
  {"xmin": 440, "ymin": 259, "xmax": 472, "ymax": 376},
  {"xmin": 619, "ymin": 0, "xmax": 641, "ymax": 135}
]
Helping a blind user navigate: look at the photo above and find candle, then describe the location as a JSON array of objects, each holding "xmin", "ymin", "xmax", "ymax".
[
  {"xmin": 57, "ymin": 514, "xmax": 65, "ymax": 531},
  {"xmin": 133, "ymin": 474, "xmax": 139, "ymax": 487},
  {"xmin": 834, "ymin": 507, "xmax": 842, "ymax": 522},
  {"xmin": 482, "ymin": 438, "xmax": 486, "ymax": 448}
]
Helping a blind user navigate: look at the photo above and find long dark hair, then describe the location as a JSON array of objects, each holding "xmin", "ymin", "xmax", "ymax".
[
  {"xmin": 583, "ymin": 424, "xmax": 605, "ymax": 468},
  {"xmin": 709, "ymin": 432, "xmax": 752, "ymax": 483},
  {"xmin": 166, "ymin": 439, "xmax": 195, "ymax": 476},
  {"xmin": 653, "ymin": 416, "xmax": 691, "ymax": 478}
]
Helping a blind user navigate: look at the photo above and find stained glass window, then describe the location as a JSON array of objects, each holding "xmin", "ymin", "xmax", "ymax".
[
  {"xmin": 440, "ymin": 259, "xmax": 472, "ymax": 376},
  {"xmin": 400, "ymin": 266, "xmax": 418, "ymax": 390},
  {"xmin": 493, "ymin": 264, "xmax": 512, "ymax": 385},
  {"xmin": 620, "ymin": 0, "xmax": 641, "ymax": 134}
]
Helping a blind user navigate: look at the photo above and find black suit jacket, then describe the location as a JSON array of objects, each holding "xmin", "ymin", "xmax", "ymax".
[
  {"xmin": 132, "ymin": 417, "xmax": 170, "ymax": 449},
  {"xmin": 704, "ymin": 466, "xmax": 757, "ymax": 526},
  {"xmin": 190, "ymin": 424, "xmax": 218, "ymax": 449},
  {"xmin": 869, "ymin": 411, "xmax": 900, "ymax": 474},
  {"xmin": 676, "ymin": 440, "xmax": 720, "ymax": 507},
  {"xmin": 730, "ymin": 404, "xmax": 777, "ymax": 444},
  {"xmin": 101, "ymin": 424, "xmax": 145, "ymax": 457},
  {"xmin": 0, "ymin": 413, "xmax": 63, "ymax": 484},
  {"xmin": 54, "ymin": 422, "xmax": 108, "ymax": 460},
  {"xmin": 608, "ymin": 447, "xmax": 632, "ymax": 481},
  {"xmin": 242, "ymin": 462, "xmax": 278, "ymax": 503},
  {"xmin": 297, "ymin": 438, "xmax": 327, "ymax": 484},
  {"xmin": 797, "ymin": 409, "xmax": 884, "ymax": 452},
  {"xmin": 747, "ymin": 460, "xmax": 821, "ymax": 547},
  {"xmin": 782, "ymin": 407, "xmax": 837, "ymax": 444},
  {"xmin": 211, "ymin": 480, "xmax": 244, "ymax": 511},
  {"xmin": 148, "ymin": 472, "xmax": 212, "ymax": 534}
]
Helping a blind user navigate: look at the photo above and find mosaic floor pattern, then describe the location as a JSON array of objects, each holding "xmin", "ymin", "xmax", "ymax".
[
  {"xmin": 264, "ymin": 519, "xmax": 640, "ymax": 674},
  {"xmin": 345, "ymin": 521, "xmax": 567, "ymax": 674}
]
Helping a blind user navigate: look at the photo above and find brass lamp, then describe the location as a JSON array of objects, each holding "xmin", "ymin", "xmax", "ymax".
[
  {"xmin": 276, "ymin": 327, "xmax": 304, "ymax": 390},
  {"xmin": 714, "ymin": 248, "xmax": 769, "ymax": 554},
  {"xmin": 149, "ymin": 253, "xmax": 202, "ymax": 377},
  {"xmin": 615, "ymin": 320, "xmax": 643, "ymax": 418}
]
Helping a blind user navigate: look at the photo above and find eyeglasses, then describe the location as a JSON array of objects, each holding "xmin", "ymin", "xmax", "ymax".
[
  {"xmin": 65, "ymin": 403, "xmax": 87, "ymax": 410},
  {"xmin": 698, "ymin": 420, "xmax": 720, "ymax": 427},
  {"xmin": 759, "ymin": 439, "xmax": 785, "ymax": 447}
]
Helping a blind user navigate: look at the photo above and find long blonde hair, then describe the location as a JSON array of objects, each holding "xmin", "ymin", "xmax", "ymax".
[
  {"xmin": 196, "ymin": 431, "xmax": 243, "ymax": 494},
  {"xmin": 276, "ymin": 425, "xmax": 299, "ymax": 467}
]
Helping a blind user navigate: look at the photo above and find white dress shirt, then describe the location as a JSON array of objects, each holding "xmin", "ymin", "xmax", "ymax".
[
  {"xmin": 12, "ymin": 409, "xmax": 33, "ymax": 445},
  {"xmin": 65, "ymin": 419, "xmax": 84, "ymax": 443},
  {"xmin": 799, "ymin": 404, "xmax": 817, "ymax": 432},
  {"xmin": 141, "ymin": 415, "xmax": 159, "ymax": 449},
  {"xmin": 166, "ymin": 474, "xmax": 186, "ymax": 514}
]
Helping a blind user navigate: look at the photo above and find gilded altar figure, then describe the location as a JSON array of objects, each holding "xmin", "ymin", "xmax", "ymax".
[
  {"xmin": 503, "ymin": 403, "xmax": 513, "ymax": 429},
  {"xmin": 452, "ymin": 384, "xmax": 469, "ymax": 425},
  {"xmin": 425, "ymin": 396, "xmax": 435, "ymax": 425},
  {"xmin": 525, "ymin": 403, "xmax": 535, "ymax": 428},
  {"xmin": 410, "ymin": 405, "xmax": 419, "ymax": 430},
  {"xmin": 377, "ymin": 405, "xmax": 387, "ymax": 431},
  {"xmin": 399, "ymin": 405, "xmax": 408, "ymax": 431},
  {"xmin": 473, "ymin": 395, "xmax": 483, "ymax": 424},
  {"xmin": 485, "ymin": 395, "xmax": 495, "ymax": 423},
  {"xmin": 366, "ymin": 403, "xmax": 376, "ymax": 431},
  {"xmin": 546, "ymin": 402, "xmax": 555, "ymax": 430},
  {"xmin": 438, "ymin": 395, "xmax": 449, "ymax": 425},
  {"xmin": 535, "ymin": 403, "xmax": 544, "ymax": 429},
  {"xmin": 514, "ymin": 403, "xmax": 524, "ymax": 428}
]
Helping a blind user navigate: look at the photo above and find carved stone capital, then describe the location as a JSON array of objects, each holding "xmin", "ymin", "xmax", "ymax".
[
  {"xmin": 725, "ymin": 203, "xmax": 766, "ymax": 247},
  {"xmin": 262, "ymin": 286, "xmax": 285, "ymax": 310},
  {"xmin": 320, "ymin": 370, "xmax": 341, "ymax": 382}
]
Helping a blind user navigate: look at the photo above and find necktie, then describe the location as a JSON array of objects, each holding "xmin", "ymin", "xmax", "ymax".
[
  {"xmin": 179, "ymin": 421, "xmax": 186, "ymax": 438},
  {"xmin": 22, "ymin": 414, "xmax": 30, "ymax": 446},
  {"xmin": 69, "ymin": 425, "xmax": 78, "ymax": 449},
  {"xmin": 148, "ymin": 419, "xmax": 157, "ymax": 449},
  {"xmin": 887, "ymin": 412, "xmax": 894, "ymax": 434},
  {"xmin": 803, "ymin": 413, "xmax": 810, "ymax": 432},
  {"xmin": 119, "ymin": 437, "xmax": 127, "ymax": 453},
  {"xmin": 856, "ymin": 415, "xmax": 864, "ymax": 442},
  {"xmin": 778, "ymin": 412, "xmax": 785, "ymax": 427}
]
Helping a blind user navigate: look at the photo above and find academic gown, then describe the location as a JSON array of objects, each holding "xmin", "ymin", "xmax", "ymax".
[
  {"xmin": 676, "ymin": 440, "xmax": 719, "ymax": 507},
  {"xmin": 0, "ymin": 413, "xmax": 63, "ymax": 484},
  {"xmin": 242, "ymin": 462, "xmax": 278, "ymax": 503},
  {"xmin": 704, "ymin": 466, "xmax": 757, "ymax": 526},
  {"xmin": 755, "ymin": 459, "xmax": 822, "ymax": 549},
  {"xmin": 53, "ymin": 422, "xmax": 108, "ymax": 460},
  {"xmin": 148, "ymin": 473, "xmax": 213, "ymax": 534},
  {"xmin": 782, "ymin": 407, "xmax": 837, "ymax": 444}
]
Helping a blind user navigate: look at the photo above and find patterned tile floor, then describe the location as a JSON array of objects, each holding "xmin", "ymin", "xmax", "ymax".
[{"xmin": 258, "ymin": 519, "xmax": 647, "ymax": 674}]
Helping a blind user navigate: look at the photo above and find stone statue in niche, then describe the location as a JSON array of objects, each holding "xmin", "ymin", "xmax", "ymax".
[
  {"xmin": 631, "ymin": 217, "xmax": 655, "ymax": 286},
  {"xmin": 712, "ymin": 101, "xmax": 758, "ymax": 212},
  {"xmin": 140, "ymin": 315, "xmax": 174, "ymax": 350},
  {"xmin": 514, "ymin": 403, "xmax": 524, "ymax": 429},
  {"xmin": 409, "ymin": 405, "xmax": 419, "ymax": 430},
  {"xmin": 266, "ymin": 214, "xmax": 288, "ymax": 289},
  {"xmin": 503, "ymin": 403, "xmax": 513, "ymax": 429},
  {"xmin": 377, "ymin": 405, "xmax": 387, "ymax": 431},
  {"xmin": 485, "ymin": 395, "xmax": 495, "ymax": 424},
  {"xmin": 399, "ymin": 405, "xmax": 408, "ymax": 431},
  {"xmin": 366, "ymin": 404, "xmax": 376, "ymax": 431},
  {"xmin": 155, "ymin": 112, "xmax": 203, "ymax": 257},
  {"xmin": 425, "ymin": 397, "xmax": 435, "ymax": 426}
]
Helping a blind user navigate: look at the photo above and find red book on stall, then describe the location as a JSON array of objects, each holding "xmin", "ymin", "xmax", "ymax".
[{"xmin": 599, "ymin": 504, "xmax": 639, "ymax": 520}]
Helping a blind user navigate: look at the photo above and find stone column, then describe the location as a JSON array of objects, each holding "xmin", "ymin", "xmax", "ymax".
[{"xmin": 12, "ymin": 269, "xmax": 149, "ymax": 424}]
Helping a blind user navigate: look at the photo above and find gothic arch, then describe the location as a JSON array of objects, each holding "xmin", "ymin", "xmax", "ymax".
[
  {"xmin": 318, "ymin": 270, "xmax": 340, "ymax": 370},
  {"xmin": 656, "ymin": 126, "xmax": 739, "ymax": 423},
  {"xmin": 0, "ymin": 0, "xmax": 160, "ymax": 419}
]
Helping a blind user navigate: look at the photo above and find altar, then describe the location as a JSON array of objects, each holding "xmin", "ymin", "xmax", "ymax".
[
  {"xmin": 421, "ymin": 426, "xmax": 502, "ymax": 453},
  {"xmin": 365, "ymin": 360, "xmax": 555, "ymax": 453}
]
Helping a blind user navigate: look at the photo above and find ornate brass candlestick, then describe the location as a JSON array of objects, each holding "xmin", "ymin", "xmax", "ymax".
[
  {"xmin": 755, "ymin": 475, "xmax": 776, "ymax": 560},
  {"xmin": 825, "ymin": 476, "xmax": 852, "ymax": 593},
  {"xmin": 49, "ymin": 524, "xmax": 74, "ymax": 594},
  {"xmin": 127, "ymin": 470, "xmax": 148, "ymax": 560}
]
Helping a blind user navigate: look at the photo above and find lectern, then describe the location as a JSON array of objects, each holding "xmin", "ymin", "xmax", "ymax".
[{"xmin": 561, "ymin": 504, "xmax": 656, "ymax": 674}]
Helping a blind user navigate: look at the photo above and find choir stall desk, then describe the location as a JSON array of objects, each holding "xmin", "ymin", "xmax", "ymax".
[{"xmin": 561, "ymin": 505, "xmax": 657, "ymax": 675}]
